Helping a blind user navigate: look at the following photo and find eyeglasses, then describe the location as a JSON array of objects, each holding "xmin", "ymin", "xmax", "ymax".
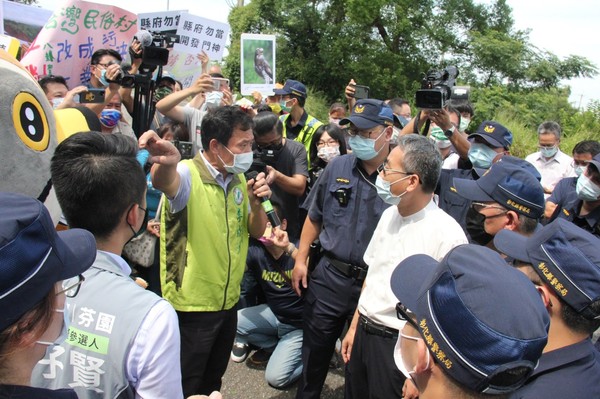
[
  {"xmin": 396, "ymin": 302, "xmax": 419, "ymax": 331},
  {"xmin": 571, "ymin": 160, "xmax": 590, "ymax": 168},
  {"xmin": 471, "ymin": 202, "xmax": 508, "ymax": 219},
  {"xmin": 57, "ymin": 274, "xmax": 85, "ymax": 298},
  {"xmin": 377, "ymin": 162, "xmax": 412, "ymax": 177},
  {"xmin": 347, "ymin": 127, "xmax": 385, "ymax": 139},
  {"xmin": 317, "ymin": 139, "xmax": 339, "ymax": 147}
]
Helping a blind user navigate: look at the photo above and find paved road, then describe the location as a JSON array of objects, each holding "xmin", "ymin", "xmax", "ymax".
[{"xmin": 221, "ymin": 357, "xmax": 345, "ymax": 399}]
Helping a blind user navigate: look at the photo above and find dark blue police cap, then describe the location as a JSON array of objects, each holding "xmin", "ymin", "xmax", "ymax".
[
  {"xmin": 0, "ymin": 192, "xmax": 96, "ymax": 331},
  {"xmin": 391, "ymin": 244, "xmax": 549, "ymax": 394},
  {"xmin": 339, "ymin": 99, "xmax": 398, "ymax": 129},
  {"xmin": 495, "ymin": 218, "xmax": 600, "ymax": 320},
  {"xmin": 469, "ymin": 120, "xmax": 513, "ymax": 149}
]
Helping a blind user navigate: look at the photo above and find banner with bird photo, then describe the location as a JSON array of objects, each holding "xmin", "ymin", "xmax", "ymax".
[{"xmin": 240, "ymin": 33, "xmax": 275, "ymax": 96}]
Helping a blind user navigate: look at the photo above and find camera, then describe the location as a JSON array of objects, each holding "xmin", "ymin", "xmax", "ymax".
[
  {"xmin": 172, "ymin": 140, "xmax": 194, "ymax": 160},
  {"xmin": 105, "ymin": 61, "xmax": 136, "ymax": 88},
  {"xmin": 415, "ymin": 66, "xmax": 459, "ymax": 109}
]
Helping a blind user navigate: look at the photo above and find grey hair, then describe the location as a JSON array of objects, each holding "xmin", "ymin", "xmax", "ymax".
[
  {"xmin": 537, "ymin": 121, "xmax": 562, "ymax": 139},
  {"xmin": 397, "ymin": 134, "xmax": 442, "ymax": 193}
]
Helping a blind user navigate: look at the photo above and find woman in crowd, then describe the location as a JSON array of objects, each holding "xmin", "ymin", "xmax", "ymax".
[{"xmin": 307, "ymin": 123, "xmax": 348, "ymax": 192}]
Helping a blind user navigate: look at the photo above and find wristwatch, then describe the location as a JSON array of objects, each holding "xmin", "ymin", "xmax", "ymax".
[{"xmin": 444, "ymin": 125, "xmax": 456, "ymax": 138}]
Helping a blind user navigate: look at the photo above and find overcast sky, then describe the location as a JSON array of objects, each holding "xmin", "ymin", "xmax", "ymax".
[{"xmin": 34, "ymin": 0, "xmax": 600, "ymax": 108}]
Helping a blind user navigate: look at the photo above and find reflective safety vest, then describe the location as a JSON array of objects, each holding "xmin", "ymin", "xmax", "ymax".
[{"xmin": 280, "ymin": 113, "xmax": 323, "ymax": 168}]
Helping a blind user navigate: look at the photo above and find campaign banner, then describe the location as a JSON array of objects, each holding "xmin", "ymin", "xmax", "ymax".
[
  {"xmin": 240, "ymin": 33, "xmax": 276, "ymax": 96},
  {"xmin": 20, "ymin": 0, "xmax": 137, "ymax": 86}
]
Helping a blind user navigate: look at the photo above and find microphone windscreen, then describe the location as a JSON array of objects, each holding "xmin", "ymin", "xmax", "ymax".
[{"xmin": 135, "ymin": 30, "xmax": 153, "ymax": 47}]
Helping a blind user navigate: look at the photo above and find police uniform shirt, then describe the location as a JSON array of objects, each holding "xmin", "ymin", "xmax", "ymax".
[
  {"xmin": 435, "ymin": 168, "xmax": 477, "ymax": 235},
  {"xmin": 510, "ymin": 339, "xmax": 600, "ymax": 399},
  {"xmin": 304, "ymin": 153, "xmax": 388, "ymax": 267},
  {"xmin": 246, "ymin": 238, "xmax": 304, "ymax": 328},
  {"xmin": 284, "ymin": 110, "xmax": 308, "ymax": 141},
  {"xmin": 0, "ymin": 385, "xmax": 78, "ymax": 398},
  {"xmin": 550, "ymin": 177, "xmax": 600, "ymax": 236},
  {"xmin": 547, "ymin": 176, "xmax": 576, "ymax": 214}
]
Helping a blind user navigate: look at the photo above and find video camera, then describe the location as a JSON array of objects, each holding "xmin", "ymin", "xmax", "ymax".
[{"xmin": 415, "ymin": 66, "xmax": 459, "ymax": 109}]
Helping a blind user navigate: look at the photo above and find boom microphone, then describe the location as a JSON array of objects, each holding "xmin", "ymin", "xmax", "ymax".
[{"xmin": 246, "ymin": 171, "xmax": 281, "ymax": 228}]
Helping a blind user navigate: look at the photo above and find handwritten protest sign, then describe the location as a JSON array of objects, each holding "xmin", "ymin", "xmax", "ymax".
[
  {"xmin": 165, "ymin": 12, "xmax": 229, "ymax": 88},
  {"xmin": 20, "ymin": 0, "xmax": 136, "ymax": 86},
  {"xmin": 138, "ymin": 10, "xmax": 185, "ymax": 33}
]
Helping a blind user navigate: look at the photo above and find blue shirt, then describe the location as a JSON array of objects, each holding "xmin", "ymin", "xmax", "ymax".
[
  {"xmin": 304, "ymin": 153, "xmax": 388, "ymax": 268},
  {"xmin": 511, "ymin": 339, "xmax": 600, "ymax": 399},
  {"xmin": 549, "ymin": 177, "xmax": 600, "ymax": 236},
  {"xmin": 436, "ymin": 168, "xmax": 477, "ymax": 236}
]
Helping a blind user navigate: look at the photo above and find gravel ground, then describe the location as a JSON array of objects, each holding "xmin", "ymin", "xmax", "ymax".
[{"xmin": 220, "ymin": 355, "xmax": 345, "ymax": 399}]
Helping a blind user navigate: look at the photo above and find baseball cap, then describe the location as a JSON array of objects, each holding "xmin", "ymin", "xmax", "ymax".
[
  {"xmin": 391, "ymin": 244, "xmax": 549, "ymax": 394},
  {"xmin": 339, "ymin": 99, "xmax": 398, "ymax": 130},
  {"xmin": 453, "ymin": 158, "xmax": 545, "ymax": 218},
  {"xmin": 0, "ymin": 192, "xmax": 96, "ymax": 331},
  {"xmin": 494, "ymin": 218, "xmax": 600, "ymax": 320},
  {"xmin": 469, "ymin": 121, "xmax": 512, "ymax": 149},
  {"xmin": 273, "ymin": 79, "xmax": 307, "ymax": 98},
  {"xmin": 587, "ymin": 152, "xmax": 600, "ymax": 172}
]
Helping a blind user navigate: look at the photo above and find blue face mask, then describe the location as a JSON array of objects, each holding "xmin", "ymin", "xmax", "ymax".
[
  {"xmin": 375, "ymin": 174, "xmax": 410, "ymax": 205},
  {"xmin": 540, "ymin": 145, "xmax": 558, "ymax": 159},
  {"xmin": 574, "ymin": 165, "xmax": 586, "ymax": 177},
  {"xmin": 99, "ymin": 69, "xmax": 110, "ymax": 87},
  {"xmin": 468, "ymin": 143, "xmax": 498, "ymax": 169},
  {"xmin": 576, "ymin": 173, "xmax": 600, "ymax": 201},
  {"xmin": 348, "ymin": 128, "xmax": 387, "ymax": 161},
  {"xmin": 219, "ymin": 145, "xmax": 254, "ymax": 174}
]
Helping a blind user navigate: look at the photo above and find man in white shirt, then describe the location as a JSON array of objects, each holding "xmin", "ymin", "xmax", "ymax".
[
  {"xmin": 341, "ymin": 134, "xmax": 468, "ymax": 399},
  {"xmin": 525, "ymin": 121, "xmax": 575, "ymax": 196}
]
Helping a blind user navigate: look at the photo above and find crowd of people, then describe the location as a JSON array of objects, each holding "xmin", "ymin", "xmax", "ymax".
[{"xmin": 1, "ymin": 40, "xmax": 599, "ymax": 399}]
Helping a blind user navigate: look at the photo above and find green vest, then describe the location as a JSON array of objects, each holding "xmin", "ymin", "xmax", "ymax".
[
  {"xmin": 160, "ymin": 156, "xmax": 250, "ymax": 312},
  {"xmin": 280, "ymin": 113, "xmax": 323, "ymax": 168}
]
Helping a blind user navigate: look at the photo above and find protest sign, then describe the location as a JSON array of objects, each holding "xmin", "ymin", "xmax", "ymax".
[
  {"xmin": 240, "ymin": 33, "xmax": 276, "ymax": 95},
  {"xmin": 20, "ymin": 0, "xmax": 136, "ymax": 86}
]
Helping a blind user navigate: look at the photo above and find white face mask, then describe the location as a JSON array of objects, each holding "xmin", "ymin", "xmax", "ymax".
[
  {"xmin": 36, "ymin": 307, "xmax": 69, "ymax": 346},
  {"xmin": 576, "ymin": 173, "xmax": 600, "ymax": 201},
  {"xmin": 459, "ymin": 117, "xmax": 471, "ymax": 132},
  {"xmin": 317, "ymin": 145, "xmax": 340, "ymax": 163},
  {"xmin": 206, "ymin": 91, "xmax": 224, "ymax": 106},
  {"xmin": 51, "ymin": 97, "xmax": 65, "ymax": 109},
  {"xmin": 218, "ymin": 145, "xmax": 253, "ymax": 174}
]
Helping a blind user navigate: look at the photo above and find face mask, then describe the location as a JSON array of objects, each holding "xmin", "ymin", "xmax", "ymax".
[
  {"xmin": 219, "ymin": 145, "xmax": 254, "ymax": 174},
  {"xmin": 51, "ymin": 97, "xmax": 65, "ymax": 109},
  {"xmin": 36, "ymin": 307, "xmax": 69, "ymax": 346},
  {"xmin": 400, "ymin": 332, "xmax": 431, "ymax": 392},
  {"xmin": 574, "ymin": 165, "xmax": 586, "ymax": 177},
  {"xmin": 576, "ymin": 173, "xmax": 600, "ymax": 201},
  {"xmin": 540, "ymin": 145, "xmax": 558, "ymax": 158},
  {"xmin": 126, "ymin": 205, "xmax": 149, "ymax": 243},
  {"xmin": 468, "ymin": 142, "xmax": 497, "ymax": 169},
  {"xmin": 466, "ymin": 206, "xmax": 494, "ymax": 246},
  {"xmin": 206, "ymin": 91, "xmax": 224, "ymax": 106},
  {"xmin": 329, "ymin": 117, "xmax": 341, "ymax": 127},
  {"xmin": 459, "ymin": 117, "xmax": 470, "ymax": 132},
  {"xmin": 98, "ymin": 68, "xmax": 110, "ymax": 87},
  {"xmin": 317, "ymin": 146, "xmax": 340, "ymax": 163},
  {"xmin": 268, "ymin": 103, "xmax": 282, "ymax": 114},
  {"xmin": 100, "ymin": 109, "xmax": 121, "ymax": 128},
  {"xmin": 375, "ymin": 174, "xmax": 409, "ymax": 206},
  {"xmin": 154, "ymin": 86, "xmax": 173, "ymax": 102},
  {"xmin": 390, "ymin": 127, "xmax": 401, "ymax": 145},
  {"xmin": 279, "ymin": 100, "xmax": 292, "ymax": 113},
  {"xmin": 348, "ymin": 128, "xmax": 386, "ymax": 161}
]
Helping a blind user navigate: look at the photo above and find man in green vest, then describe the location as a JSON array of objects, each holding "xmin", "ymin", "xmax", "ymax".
[
  {"xmin": 139, "ymin": 106, "xmax": 271, "ymax": 397},
  {"xmin": 275, "ymin": 79, "xmax": 323, "ymax": 165}
]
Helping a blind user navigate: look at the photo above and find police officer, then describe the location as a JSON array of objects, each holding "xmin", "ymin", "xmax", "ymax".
[{"xmin": 292, "ymin": 99, "xmax": 397, "ymax": 399}]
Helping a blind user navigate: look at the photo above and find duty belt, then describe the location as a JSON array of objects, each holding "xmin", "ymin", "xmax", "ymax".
[
  {"xmin": 359, "ymin": 314, "xmax": 398, "ymax": 339},
  {"xmin": 323, "ymin": 254, "xmax": 368, "ymax": 281}
]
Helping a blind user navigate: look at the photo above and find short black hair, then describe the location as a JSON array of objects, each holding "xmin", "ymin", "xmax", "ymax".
[
  {"xmin": 447, "ymin": 100, "xmax": 475, "ymax": 117},
  {"xmin": 573, "ymin": 140, "xmax": 600, "ymax": 157},
  {"xmin": 50, "ymin": 132, "xmax": 145, "ymax": 240},
  {"xmin": 290, "ymin": 94, "xmax": 306, "ymax": 108},
  {"xmin": 38, "ymin": 75, "xmax": 68, "ymax": 93},
  {"xmin": 253, "ymin": 111, "xmax": 283, "ymax": 137},
  {"xmin": 200, "ymin": 106, "xmax": 254, "ymax": 150},
  {"xmin": 158, "ymin": 121, "xmax": 190, "ymax": 142},
  {"xmin": 91, "ymin": 48, "xmax": 122, "ymax": 65},
  {"xmin": 387, "ymin": 98, "xmax": 409, "ymax": 108}
]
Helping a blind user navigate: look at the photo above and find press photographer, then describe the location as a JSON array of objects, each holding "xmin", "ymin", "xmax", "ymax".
[{"xmin": 252, "ymin": 111, "xmax": 308, "ymax": 241}]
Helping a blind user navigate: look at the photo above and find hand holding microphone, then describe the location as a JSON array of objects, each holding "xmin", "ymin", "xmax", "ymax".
[{"xmin": 246, "ymin": 171, "xmax": 279, "ymax": 227}]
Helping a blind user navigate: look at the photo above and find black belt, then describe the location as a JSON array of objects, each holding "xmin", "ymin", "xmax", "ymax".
[
  {"xmin": 359, "ymin": 314, "xmax": 398, "ymax": 339},
  {"xmin": 323, "ymin": 254, "xmax": 368, "ymax": 281}
]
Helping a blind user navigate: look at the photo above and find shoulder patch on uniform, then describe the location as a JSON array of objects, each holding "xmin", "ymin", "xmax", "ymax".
[
  {"xmin": 450, "ymin": 186, "xmax": 457, "ymax": 193},
  {"xmin": 336, "ymin": 178, "xmax": 350, "ymax": 184},
  {"xmin": 562, "ymin": 208, "xmax": 570, "ymax": 216}
]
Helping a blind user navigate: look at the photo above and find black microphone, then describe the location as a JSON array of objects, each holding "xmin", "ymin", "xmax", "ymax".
[{"xmin": 246, "ymin": 171, "xmax": 281, "ymax": 227}]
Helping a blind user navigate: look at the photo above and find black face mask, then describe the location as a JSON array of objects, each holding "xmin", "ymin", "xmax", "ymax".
[
  {"xmin": 126, "ymin": 205, "xmax": 149, "ymax": 243},
  {"xmin": 466, "ymin": 206, "xmax": 494, "ymax": 246}
]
